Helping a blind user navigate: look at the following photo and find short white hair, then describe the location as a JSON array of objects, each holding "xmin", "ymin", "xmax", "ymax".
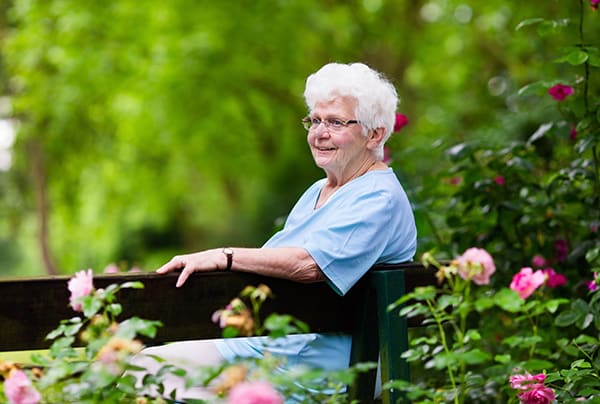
[{"xmin": 303, "ymin": 62, "xmax": 399, "ymax": 160}]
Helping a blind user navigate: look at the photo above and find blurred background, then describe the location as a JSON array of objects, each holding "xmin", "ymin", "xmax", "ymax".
[{"xmin": 0, "ymin": 0, "xmax": 592, "ymax": 277}]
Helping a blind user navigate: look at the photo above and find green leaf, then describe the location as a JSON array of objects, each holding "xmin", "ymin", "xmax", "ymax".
[
  {"xmin": 571, "ymin": 359, "xmax": 592, "ymax": 369},
  {"xmin": 117, "ymin": 317, "xmax": 162, "ymax": 339},
  {"xmin": 446, "ymin": 143, "xmax": 473, "ymax": 161},
  {"xmin": 577, "ymin": 313, "xmax": 594, "ymax": 330},
  {"xmin": 494, "ymin": 354, "xmax": 511, "ymax": 364},
  {"xmin": 527, "ymin": 122, "xmax": 553, "ymax": 145},
  {"xmin": 82, "ymin": 296, "xmax": 104, "ymax": 318},
  {"xmin": 515, "ymin": 18, "xmax": 544, "ymax": 31},
  {"xmin": 523, "ymin": 359, "xmax": 555, "ymax": 370},
  {"xmin": 554, "ymin": 310, "xmax": 579, "ymax": 327},
  {"xmin": 544, "ymin": 298, "xmax": 569, "ymax": 313},
  {"xmin": 222, "ymin": 326, "xmax": 239, "ymax": 338},
  {"xmin": 464, "ymin": 329, "xmax": 482, "ymax": 342},
  {"xmin": 537, "ymin": 19, "xmax": 569, "ymax": 36},
  {"xmin": 494, "ymin": 288, "xmax": 523, "ymax": 312},
  {"xmin": 518, "ymin": 80, "xmax": 550, "ymax": 97},
  {"xmin": 555, "ymin": 49, "xmax": 588, "ymax": 65},
  {"xmin": 107, "ymin": 303, "xmax": 123, "ymax": 317},
  {"xmin": 64, "ymin": 322, "xmax": 84, "ymax": 337},
  {"xmin": 121, "ymin": 281, "xmax": 144, "ymax": 289},
  {"xmin": 474, "ymin": 295, "xmax": 494, "ymax": 312},
  {"xmin": 462, "ymin": 349, "xmax": 492, "ymax": 364}
]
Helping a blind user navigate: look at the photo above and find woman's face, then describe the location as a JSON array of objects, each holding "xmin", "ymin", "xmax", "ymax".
[{"xmin": 307, "ymin": 97, "xmax": 372, "ymax": 179}]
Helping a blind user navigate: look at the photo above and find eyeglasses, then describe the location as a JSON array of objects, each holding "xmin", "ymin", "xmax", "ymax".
[{"xmin": 301, "ymin": 117, "xmax": 361, "ymax": 131}]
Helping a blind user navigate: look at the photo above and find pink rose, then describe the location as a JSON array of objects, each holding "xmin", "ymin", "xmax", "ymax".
[
  {"xmin": 543, "ymin": 268, "xmax": 567, "ymax": 288},
  {"xmin": 446, "ymin": 176, "xmax": 462, "ymax": 186},
  {"xmin": 509, "ymin": 372, "xmax": 546, "ymax": 390},
  {"xmin": 517, "ymin": 385, "xmax": 556, "ymax": 404},
  {"xmin": 548, "ymin": 84, "xmax": 574, "ymax": 101},
  {"xmin": 531, "ymin": 255, "xmax": 547, "ymax": 268},
  {"xmin": 103, "ymin": 263, "xmax": 120, "ymax": 273},
  {"xmin": 588, "ymin": 272, "xmax": 599, "ymax": 292},
  {"xmin": 569, "ymin": 123, "xmax": 577, "ymax": 141},
  {"xmin": 227, "ymin": 381, "xmax": 283, "ymax": 404},
  {"xmin": 455, "ymin": 247, "xmax": 496, "ymax": 285},
  {"xmin": 394, "ymin": 113, "xmax": 409, "ymax": 132},
  {"xmin": 510, "ymin": 267, "xmax": 546, "ymax": 299},
  {"xmin": 493, "ymin": 176, "xmax": 505, "ymax": 186},
  {"xmin": 3, "ymin": 369, "xmax": 41, "ymax": 404},
  {"xmin": 68, "ymin": 269, "xmax": 94, "ymax": 312}
]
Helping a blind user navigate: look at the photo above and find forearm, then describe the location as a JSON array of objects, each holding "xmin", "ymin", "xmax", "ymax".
[
  {"xmin": 229, "ymin": 247, "xmax": 326, "ymax": 283},
  {"xmin": 157, "ymin": 246, "xmax": 326, "ymax": 287}
]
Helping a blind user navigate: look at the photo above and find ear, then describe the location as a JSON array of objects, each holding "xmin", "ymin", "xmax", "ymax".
[{"xmin": 366, "ymin": 127, "xmax": 386, "ymax": 150}]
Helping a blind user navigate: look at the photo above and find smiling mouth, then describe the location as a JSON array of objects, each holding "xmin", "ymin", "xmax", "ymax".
[{"xmin": 316, "ymin": 147, "xmax": 336, "ymax": 151}]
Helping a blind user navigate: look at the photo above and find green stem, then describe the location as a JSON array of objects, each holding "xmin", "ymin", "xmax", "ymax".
[
  {"xmin": 527, "ymin": 308, "xmax": 538, "ymax": 358},
  {"xmin": 578, "ymin": 0, "xmax": 600, "ymax": 216},
  {"xmin": 427, "ymin": 298, "xmax": 460, "ymax": 404},
  {"xmin": 458, "ymin": 281, "xmax": 470, "ymax": 403}
]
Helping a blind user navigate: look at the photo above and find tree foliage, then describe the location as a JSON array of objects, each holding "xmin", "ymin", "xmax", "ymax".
[{"xmin": 0, "ymin": 1, "xmax": 597, "ymax": 276}]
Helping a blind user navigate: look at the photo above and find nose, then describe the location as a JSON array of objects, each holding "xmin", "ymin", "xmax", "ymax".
[{"xmin": 311, "ymin": 122, "xmax": 330, "ymax": 137}]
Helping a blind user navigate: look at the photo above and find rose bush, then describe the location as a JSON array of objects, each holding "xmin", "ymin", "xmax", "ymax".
[
  {"xmin": 0, "ymin": 272, "xmax": 362, "ymax": 403},
  {"xmin": 391, "ymin": 2, "xmax": 598, "ymax": 401}
]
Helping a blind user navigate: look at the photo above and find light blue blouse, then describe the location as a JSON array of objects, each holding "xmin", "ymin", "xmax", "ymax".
[{"xmin": 215, "ymin": 168, "xmax": 417, "ymax": 374}]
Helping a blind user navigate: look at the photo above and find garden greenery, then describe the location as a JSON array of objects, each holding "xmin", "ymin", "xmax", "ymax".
[
  {"xmin": 387, "ymin": 2, "xmax": 599, "ymax": 403},
  {"xmin": 0, "ymin": 1, "xmax": 599, "ymax": 403},
  {"xmin": 0, "ymin": 273, "xmax": 365, "ymax": 403}
]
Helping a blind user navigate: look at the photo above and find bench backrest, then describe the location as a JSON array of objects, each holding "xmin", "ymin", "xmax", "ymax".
[{"xmin": 0, "ymin": 263, "xmax": 435, "ymax": 352}]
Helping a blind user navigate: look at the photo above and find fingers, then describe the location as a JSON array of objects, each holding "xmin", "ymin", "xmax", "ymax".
[
  {"xmin": 176, "ymin": 271, "xmax": 190, "ymax": 288},
  {"xmin": 156, "ymin": 256, "xmax": 193, "ymax": 287},
  {"xmin": 156, "ymin": 257, "xmax": 186, "ymax": 275}
]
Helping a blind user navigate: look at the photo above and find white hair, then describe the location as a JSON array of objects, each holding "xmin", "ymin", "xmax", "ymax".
[{"xmin": 303, "ymin": 62, "xmax": 399, "ymax": 160}]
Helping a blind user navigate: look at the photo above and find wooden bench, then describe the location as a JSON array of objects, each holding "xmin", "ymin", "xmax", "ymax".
[{"xmin": 0, "ymin": 263, "xmax": 436, "ymax": 403}]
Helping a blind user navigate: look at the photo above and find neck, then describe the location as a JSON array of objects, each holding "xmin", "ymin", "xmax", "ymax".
[{"xmin": 325, "ymin": 158, "xmax": 384, "ymax": 188}]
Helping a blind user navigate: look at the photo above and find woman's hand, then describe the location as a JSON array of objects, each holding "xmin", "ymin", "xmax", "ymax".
[{"xmin": 156, "ymin": 249, "xmax": 226, "ymax": 287}]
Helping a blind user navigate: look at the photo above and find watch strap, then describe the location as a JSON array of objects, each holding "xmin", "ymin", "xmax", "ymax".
[{"xmin": 222, "ymin": 248, "xmax": 233, "ymax": 271}]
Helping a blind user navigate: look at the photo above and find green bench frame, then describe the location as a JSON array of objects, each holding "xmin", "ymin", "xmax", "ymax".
[{"xmin": 0, "ymin": 263, "xmax": 436, "ymax": 403}]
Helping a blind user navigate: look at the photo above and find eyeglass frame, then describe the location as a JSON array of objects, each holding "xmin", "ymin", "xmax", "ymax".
[{"xmin": 301, "ymin": 116, "xmax": 361, "ymax": 131}]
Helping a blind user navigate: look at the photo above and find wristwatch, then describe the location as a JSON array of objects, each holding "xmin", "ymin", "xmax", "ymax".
[{"xmin": 222, "ymin": 247, "xmax": 234, "ymax": 271}]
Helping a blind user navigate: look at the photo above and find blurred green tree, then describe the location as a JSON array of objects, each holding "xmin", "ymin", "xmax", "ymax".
[{"xmin": 0, "ymin": 1, "xmax": 596, "ymax": 276}]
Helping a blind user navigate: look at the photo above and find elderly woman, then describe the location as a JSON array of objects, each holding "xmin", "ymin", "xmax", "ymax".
[{"xmin": 141, "ymin": 62, "xmax": 417, "ymax": 399}]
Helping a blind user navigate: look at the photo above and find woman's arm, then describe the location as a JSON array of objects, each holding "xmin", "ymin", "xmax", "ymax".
[{"xmin": 156, "ymin": 247, "xmax": 326, "ymax": 287}]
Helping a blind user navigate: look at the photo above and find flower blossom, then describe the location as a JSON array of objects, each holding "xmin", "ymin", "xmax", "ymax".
[
  {"xmin": 510, "ymin": 267, "xmax": 546, "ymax": 299},
  {"xmin": 394, "ymin": 113, "xmax": 409, "ymax": 132},
  {"xmin": 103, "ymin": 263, "xmax": 120, "ymax": 273},
  {"xmin": 509, "ymin": 372, "xmax": 546, "ymax": 390},
  {"xmin": 509, "ymin": 372, "xmax": 555, "ymax": 404},
  {"xmin": 3, "ymin": 369, "xmax": 41, "ymax": 404},
  {"xmin": 548, "ymin": 84, "xmax": 574, "ymax": 101},
  {"xmin": 454, "ymin": 247, "xmax": 496, "ymax": 285},
  {"xmin": 212, "ymin": 298, "xmax": 255, "ymax": 336},
  {"xmin": 588, "ymin": 272, "xmax": 599, "ymax": 292},
  {"xmin": 213, "ymin": 365, "xmax": 248, "ymax": 396},
  {"xmin": 591, "ymin": 0, "xmax": 599, "ymax": 11},
  {"xmin": 543, "ymin": 268, "xmax": 567, "ymax": 288},
  {"xmin": 517, "ymin": 385, "xmax": 556, "ymax": 404},
  {"xmin": 227, "ymin": 381, "xmax": 283, "ymax": 404},
  {"xmin": 446, "ymin": 176, "xmax": 462, "ymax": 186},
  {"xmin": 68, "ymin": 269, "xmax": 94, "ymax": 312},
  {"xmin": 493, "ymin": 176, "xmax": 505, "ymax": 186},
  {"xmin": 569, "ymin": 123, "xmax": 577, "ymax": 141},
  {"xmin": 531, "ymin": 255, "xmax": 547, "ymax": 268}
]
